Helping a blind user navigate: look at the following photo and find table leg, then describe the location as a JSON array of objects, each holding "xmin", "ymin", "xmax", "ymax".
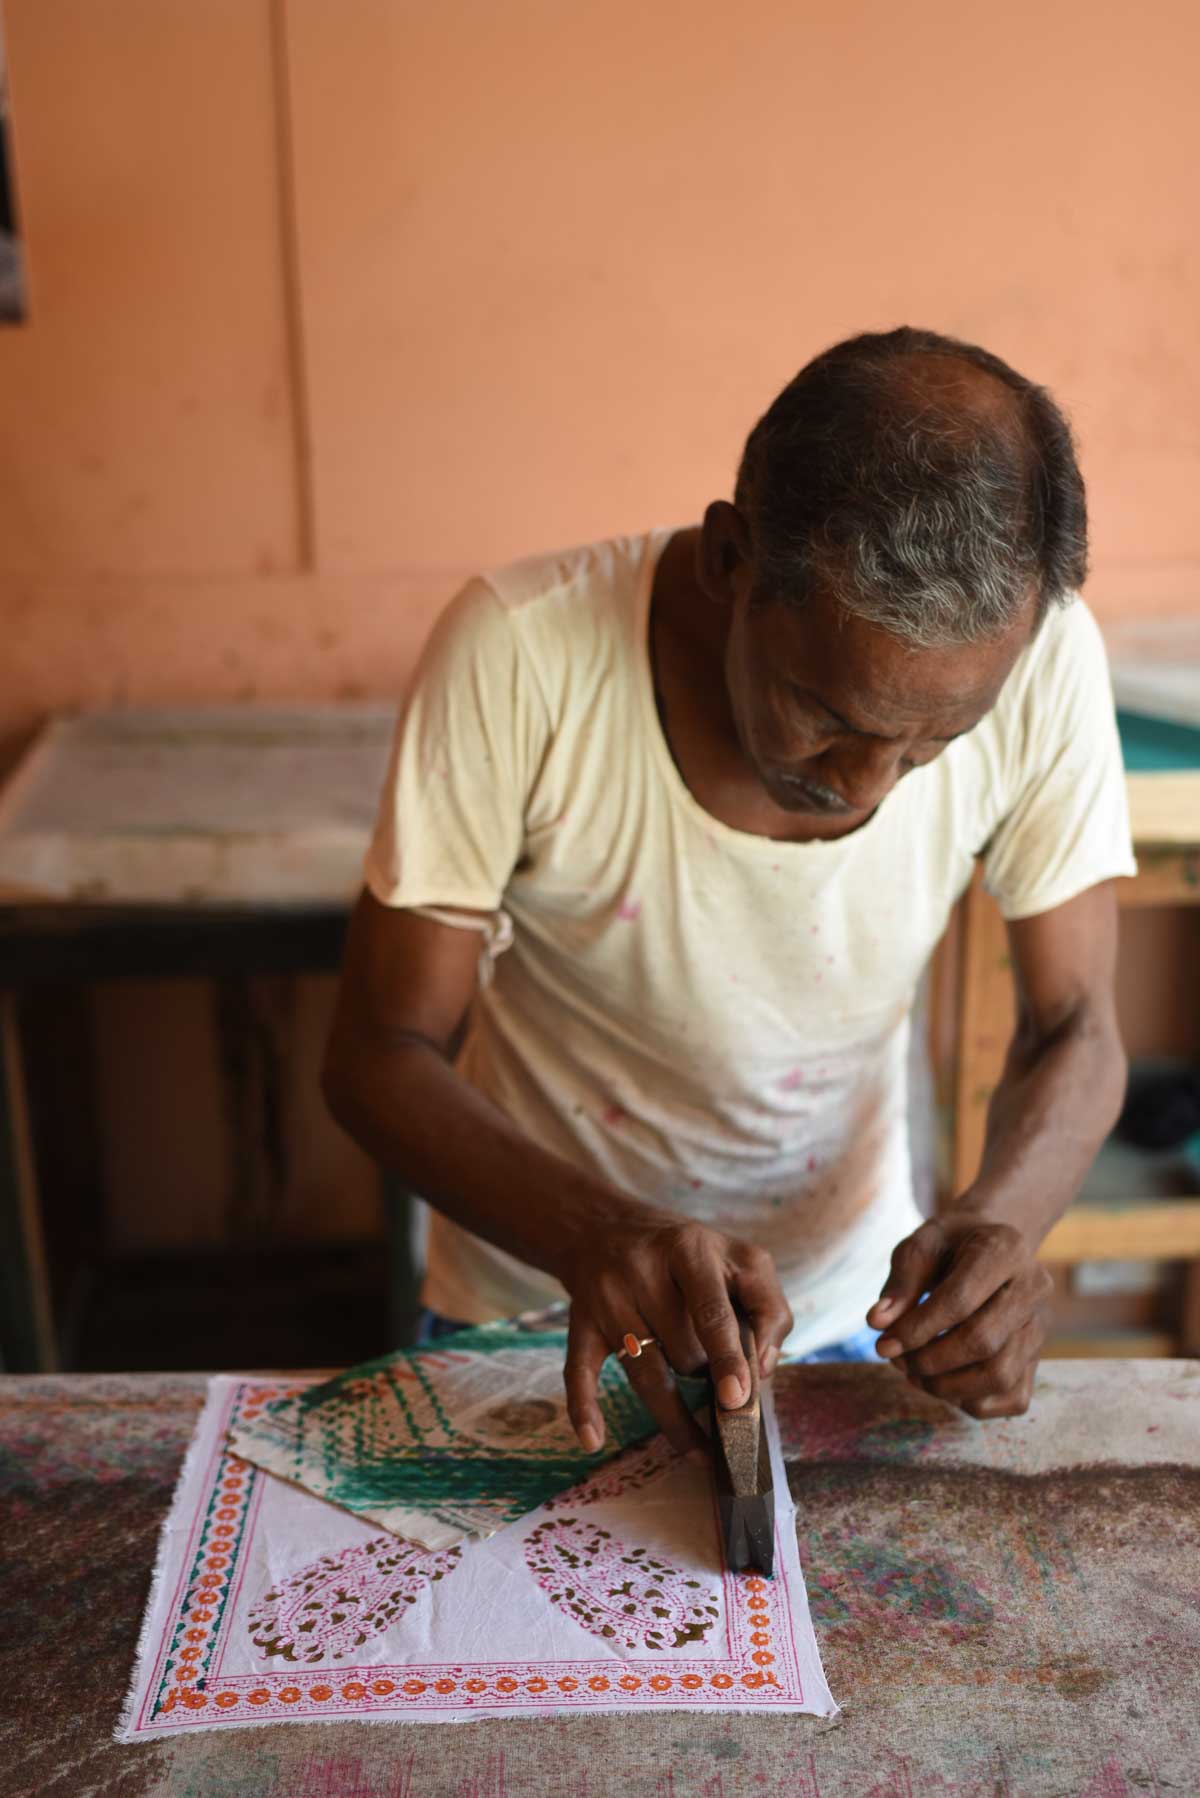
[
  {"xmin": 0, "ymin": 993, "xmax": 58, "ymax": 1371},
  {"xmin": 1181, "ymin": 1259, "xmax": 1200, "ymax": 1356},
  {"xmin": 214, "ymin": 975, "xmax": 295, "ymax": 1239}
]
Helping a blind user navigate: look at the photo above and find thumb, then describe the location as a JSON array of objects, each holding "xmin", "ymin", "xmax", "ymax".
[{"xmin": 866, "ymin": 1220, "xmax": 948, "ymax": 1330}]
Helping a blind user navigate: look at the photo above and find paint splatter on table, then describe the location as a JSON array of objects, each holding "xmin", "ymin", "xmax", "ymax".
[{"xmin": 1, "ymin": 1360, "xmax": 1197, "ymax": 1796}]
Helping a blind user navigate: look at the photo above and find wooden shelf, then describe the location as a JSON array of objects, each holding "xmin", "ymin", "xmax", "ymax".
[
  {"xmin": 1126, "ymin": 771, "xmax": 1200, "ymax": 847},
  {"xmin": 1039, "ymin": 1131, "xmax": 1200, "ymax": 1263},
  {"xmin": 1045, "ymin": 1330, "xmax": 1177, "ymax": 1359},
  {"xmin": 1041, "ymin": 1201, "xmax": 1200, "ymax": 1263}
]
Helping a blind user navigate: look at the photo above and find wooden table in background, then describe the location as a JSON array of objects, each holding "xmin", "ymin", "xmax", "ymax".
[{"xmin": 0, "ymin": 706, "xmax": 397, "ymax": 1372}]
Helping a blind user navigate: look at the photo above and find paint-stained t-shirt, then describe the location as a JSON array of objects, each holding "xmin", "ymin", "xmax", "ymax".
[{"xmin": 365, "ymin": 529, "xmax": 1136, "ymax": 1356}]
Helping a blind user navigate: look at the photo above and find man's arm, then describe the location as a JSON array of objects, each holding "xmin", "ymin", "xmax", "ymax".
[
  {"xmin": 866, "ymin": 879, "xmax": 1127, "ymax": 1416},
  {"xmin": 323, "ymin": 890, "xmax": 792, "ymax": 1454}
]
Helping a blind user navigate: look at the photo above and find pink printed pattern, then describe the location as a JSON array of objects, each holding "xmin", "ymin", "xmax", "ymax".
[
  {"xmin": 249, "ymin": 1536, "xmax": 462, "ymax": 1665},
  {"xmin": 544, "ymin": 1435, "xmax": 675, "ymax": 1511},
  {"xmin": 523, "ymin": 1517, "xmax": 720, "ymax": 1651},
  {"xmin": 137, "ymin": 1379, "xmax": 804, "ymax": 1732}
]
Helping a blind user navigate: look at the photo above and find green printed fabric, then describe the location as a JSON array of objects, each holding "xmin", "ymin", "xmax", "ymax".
[{"xmin": 228, "ymin": 1315, "xmax": 702, "ymax": 1547}]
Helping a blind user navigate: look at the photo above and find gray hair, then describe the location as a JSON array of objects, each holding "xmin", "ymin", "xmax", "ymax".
[{"xmin": 735, "ymin": 328, "xmax": 1089, "ymax": 649}]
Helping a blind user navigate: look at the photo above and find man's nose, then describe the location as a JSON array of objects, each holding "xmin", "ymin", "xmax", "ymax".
[{"xmin": 821, "ymin": 738, "xmax": 905, "ymax": 810}]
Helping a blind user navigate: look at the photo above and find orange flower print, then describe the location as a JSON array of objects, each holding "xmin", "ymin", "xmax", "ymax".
[
  {"xmin": 214, "ymin": 1693, "xmax": 239, "ymax": 1709},
  {"xmin": 278, "ymin": 1687, "xmax": 301, "ymax": 1703},
  {"xmin": 310, "ymin": 1685, "xmax": 332, "ymax": 1701},
  {"xmin": 710, "ymin": 1673, "xmax": 733, "ymax": 1689},
  {"xmin": 649, "ymin": 1675, "xmax": 672, "ymax": 1691},
  {"xmin": 372, "ymin": 1679, "xmax": 395, "ymax": 1695},
  {"xmin": 340, "ymin": 1682, "xmax": 366, "ymax": 1700}
]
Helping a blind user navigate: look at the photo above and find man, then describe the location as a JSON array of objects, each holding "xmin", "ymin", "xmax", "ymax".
[{"xmin": 324, "ymin": 327, "xmax": 1134, "ymax": 1460}]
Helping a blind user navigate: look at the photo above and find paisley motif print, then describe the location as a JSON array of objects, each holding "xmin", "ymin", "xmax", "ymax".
[
  {"xmin": 523, "ymin": 1517, "xmax": 719, "ymax": 1651},
  {"xmin": 249, "ymin": 1536, "xmax": 462, "ymax": 1664}
]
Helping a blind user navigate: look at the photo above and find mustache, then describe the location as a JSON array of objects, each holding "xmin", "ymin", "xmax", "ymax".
[{"xmin": 771, "ymin": 770, "xmax": 854, "ymax": 813}]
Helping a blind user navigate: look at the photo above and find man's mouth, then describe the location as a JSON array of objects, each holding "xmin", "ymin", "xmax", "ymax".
[{"xmin": 767, "ymin": 769, "xmax": 855, "ymax": 815}]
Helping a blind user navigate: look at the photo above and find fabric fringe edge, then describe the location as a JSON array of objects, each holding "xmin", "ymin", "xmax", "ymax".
[
  {"xmin": 115, "ymin": 1694, "xmax": 840, "ymax": 1743},
  {"xmin": 114, "ymin": 1375, "xmax": 229, "ymax": 1746}
]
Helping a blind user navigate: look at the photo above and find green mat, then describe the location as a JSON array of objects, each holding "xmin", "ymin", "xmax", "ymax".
[{"xmin": 1118, "ymin": 709, "xmax": 1200, "ymax": 774}]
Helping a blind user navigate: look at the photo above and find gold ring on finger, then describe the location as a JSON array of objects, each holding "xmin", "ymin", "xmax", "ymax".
[{"xmin": 616, "ymin": 1333, "xmax": 661, "ymax": 1362}]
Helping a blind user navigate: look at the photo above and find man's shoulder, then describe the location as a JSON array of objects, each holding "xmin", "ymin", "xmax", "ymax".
[
  {"xmin": 993, "ymin": 593, "xmax": 1111, "ymax": 736},
  {"xmin": 478, "ymin": 530, "xmax": 662, "ymax": 625},
  {"xmin": 1017, "ymin": 593, "xmax": 1107, "ymax": 684}
]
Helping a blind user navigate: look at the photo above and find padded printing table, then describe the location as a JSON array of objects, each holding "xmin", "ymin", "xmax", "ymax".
[{"xmin": 1, "ymin": 1359, "xmax": 1196, "ymax": 1798}]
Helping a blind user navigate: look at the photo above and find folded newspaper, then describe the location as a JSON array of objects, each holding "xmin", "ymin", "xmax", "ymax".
[{"xmin": 228, "ymin": 1310, "xmax": 700, "ymax": 1550}]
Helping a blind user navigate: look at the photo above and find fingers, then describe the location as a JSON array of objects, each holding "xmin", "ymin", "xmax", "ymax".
[
  {"xmin": 969, "ymin": 1360, "xmax": 1036, "ymax": 1419},
  {"xmin": 617, "ymin": 1340, "xmax": 710, "ymax": 1458},
  {"xmin": 731, "ymin": 1249, "xmax": 793, "ymax": 1380},
  {"xmin": 564, "ymin": 1309, "xmax": 610, "ymax": 1454},
  {"xmin": 566, "ymin": 1301, "xmax": 707, "ymax": 1460},
  {"xmin": 671, "ymin": 1247, "xmax": 752, "ymax": 1409},
  {"xmin": 918, "ymin": 1355, "xmax": 1038, "ymax": 1419},
  {"xmin": 562, "ymin": 1225, "xmax": 790, "ymax": 1468},
  {"xmin": 891, "ymin": 1270, "xmax": 1048, "ymax": 1380},
  {"xmin": 874, "ymin": 1223, "xmax": 1036, "ymax": 1358},
  {"xmin": 906, "ymin": 1315, "xmax": 1044, "ymax": 1405},
  {"xmin": 866, "ymin": 1220, "xmax": 950, "ymax": 1332}
]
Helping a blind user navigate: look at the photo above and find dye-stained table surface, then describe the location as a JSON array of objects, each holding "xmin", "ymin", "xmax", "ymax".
[{"xmin": 1, "ymin": 1360, "xmax": 1197, "ymax": 1798}]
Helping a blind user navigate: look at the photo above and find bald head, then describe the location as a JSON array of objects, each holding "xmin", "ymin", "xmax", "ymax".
[{"xmin": 734, "ymin": 328, "xmax": 1087, "ymax": 648}]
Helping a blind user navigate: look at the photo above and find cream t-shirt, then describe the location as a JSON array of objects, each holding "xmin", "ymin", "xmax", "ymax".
[{"xmin": 365, "ymin": 529, "xmax": 1136, "ymax": 1356}]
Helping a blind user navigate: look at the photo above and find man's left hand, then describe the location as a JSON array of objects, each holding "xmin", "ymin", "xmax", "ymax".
[{"xmin": 865, "ymin": 1213, "xmax": 1054, "ymax": 1418}]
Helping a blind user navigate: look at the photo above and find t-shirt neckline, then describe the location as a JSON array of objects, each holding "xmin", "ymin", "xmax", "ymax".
[{"xmin": 633, "ymin": 526, "xmax": 890, "ymax": 858}]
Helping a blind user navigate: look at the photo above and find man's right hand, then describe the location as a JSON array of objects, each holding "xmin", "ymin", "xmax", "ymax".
[{"xmin": 559, "ymin": 1216, "xmax": 793, "ymax": 1459}]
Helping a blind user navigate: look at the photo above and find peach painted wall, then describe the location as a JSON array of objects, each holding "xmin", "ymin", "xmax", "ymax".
[
  {"xmin": 1, "ymin": 2, "xmax": 1197, "ymax": 1265},
  {"xmin": 1, "ymin": 0, "xmax": 1198, "ymax": 749}
]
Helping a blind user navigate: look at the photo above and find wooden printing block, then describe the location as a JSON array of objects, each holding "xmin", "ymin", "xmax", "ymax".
[{"xmin": 708, "ymin": 1317, "xmax": 775, "ymax": 1577}]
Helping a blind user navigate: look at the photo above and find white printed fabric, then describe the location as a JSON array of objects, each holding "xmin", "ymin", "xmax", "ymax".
[{"xmin": 117, "ymin": 1376, "xmax": 836, "ymax": 1738}]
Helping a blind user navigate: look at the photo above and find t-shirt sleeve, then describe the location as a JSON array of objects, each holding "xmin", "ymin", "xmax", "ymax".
[
  {"xmin": 364, "ymin": 577, "xmax": 548, "ymax": 912},
  {"xmin": 982, "ymin": 601, "xmax": 1137, "ymax": 921}
]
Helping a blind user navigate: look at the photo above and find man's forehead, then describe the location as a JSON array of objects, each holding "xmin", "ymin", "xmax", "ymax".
[{"xmin": 760, "ymin": 587, "xmax": 1035, "ymax": 730}]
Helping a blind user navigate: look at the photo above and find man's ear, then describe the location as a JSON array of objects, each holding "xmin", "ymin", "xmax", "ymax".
[{"xmin": 698, "ymin": 500, "xmax": 752, "ymax": 605}]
